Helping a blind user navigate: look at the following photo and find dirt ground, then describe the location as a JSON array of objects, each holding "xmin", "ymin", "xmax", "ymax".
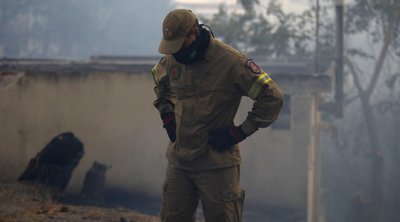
[{"xmin": 0, "ymin": 182, "xmax": 159, "ymax": 222}]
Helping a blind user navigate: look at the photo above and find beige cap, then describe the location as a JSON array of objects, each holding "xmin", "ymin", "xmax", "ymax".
[{"xmin": 159, "ymin": 9, "xmax": 197, "ymax": 54}]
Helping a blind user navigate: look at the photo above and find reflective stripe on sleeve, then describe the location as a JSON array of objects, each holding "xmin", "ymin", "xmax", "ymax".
[
  {"xmin": 151, "ymin": 64, "xmax": 159, "ymax": 84},
  {"xmin": 248, "ymin": 72, "xmax": 272, "ymax": 99},
  {"xmin": 151, "ymin": 64, "xmax": 157, "ymax": 76}
]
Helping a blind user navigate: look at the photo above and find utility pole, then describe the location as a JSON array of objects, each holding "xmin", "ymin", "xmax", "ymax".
[
  {"xmin": 307, "ymin": 93, "xmax": 321, "ymax": 222},
  {"xmin": 307, "ymin": 3, "xmax": 345, "ymax": 222},
  {"xmin": 315, "ymin": 0, "xmax": 320, "ymax": 74},
  {"xmin": 335, "ymin": 0, "xmax": 344, "ymax": 117},
  {"xmin": 307, "ymin": 2, "xmax": 322, "ymax": 222}
]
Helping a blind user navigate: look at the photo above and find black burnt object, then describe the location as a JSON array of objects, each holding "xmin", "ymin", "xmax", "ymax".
[
  {"xmin": 18, "ymin": 132, "xmax": 84, "ymax": 191},
  {"xmin": 81, "ymin": 161, "xmax": 111, "ymax": 199}
]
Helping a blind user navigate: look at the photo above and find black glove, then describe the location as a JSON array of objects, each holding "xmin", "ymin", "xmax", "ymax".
[
  {"xmin": 208, "ymin": 126, "xmax": 247, "ymax": 152},
  {"xmin": 161, "ymin": 112, "xmax": 176, "ymax": 142}
]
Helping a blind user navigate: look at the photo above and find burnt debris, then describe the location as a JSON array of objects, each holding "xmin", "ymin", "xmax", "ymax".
[
  {"xmin": 18, "ymin": 132, "xmax": 84, "ymax": 191},
  {"xmin": 81, "ymin": 161, "xmax": 111, "ymax": 199}
]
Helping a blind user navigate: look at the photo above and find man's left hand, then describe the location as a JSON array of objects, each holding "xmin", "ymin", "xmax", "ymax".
[{"xmin": 208, "ymin": 126, "xmax": 247, "ymax": 152}]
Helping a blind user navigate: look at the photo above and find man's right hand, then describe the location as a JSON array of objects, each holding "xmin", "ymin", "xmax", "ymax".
[
  {"xmin": 161, "ymin": 112, "xmax": 176, "ymax": 142},
  {"xmin": 208, "ymin": 126, "xmax": 247, "ymax": 152}
]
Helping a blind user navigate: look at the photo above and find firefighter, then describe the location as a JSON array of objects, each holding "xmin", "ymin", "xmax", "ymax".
[{"xmin": 151, "ymin": 9, "xmax": 283, "ymax": 222}]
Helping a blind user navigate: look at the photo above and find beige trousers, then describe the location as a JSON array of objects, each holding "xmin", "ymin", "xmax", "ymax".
[{"xmin": 161, "ymin": 165, "xmax": 245, "ymax": 222}]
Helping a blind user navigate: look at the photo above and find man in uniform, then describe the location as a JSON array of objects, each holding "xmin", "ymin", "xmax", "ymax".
[{"xmin": 151, "ymin": 9, "xmax": 283, "ymax": 222}]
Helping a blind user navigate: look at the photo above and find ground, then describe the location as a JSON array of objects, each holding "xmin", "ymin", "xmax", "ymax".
[
  {"xmin": 0, "ymin": 182, "xmax": 159, "ymax": 222},
  {"xmin": 0, "ymin": 182, "xmax": 307, "ymax": 222}
]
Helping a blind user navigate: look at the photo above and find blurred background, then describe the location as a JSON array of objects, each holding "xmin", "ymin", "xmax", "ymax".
[{"xmin": 0, "ymin": 0, "xmax": 399, "ymax": 222}]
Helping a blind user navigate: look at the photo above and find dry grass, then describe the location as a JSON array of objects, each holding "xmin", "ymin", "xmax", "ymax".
[{"xmin": 0, "ymin": 182, "xmax": 159, "ymax": 222}]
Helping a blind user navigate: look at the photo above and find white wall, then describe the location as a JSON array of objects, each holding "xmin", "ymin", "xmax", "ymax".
[
  {"xmin": 0, "ymin": 72, "xmax": 167, "ymax": 195},
  {"xmin": 0, "ymin": 71, "xmax": 310, "ymax": 209}
]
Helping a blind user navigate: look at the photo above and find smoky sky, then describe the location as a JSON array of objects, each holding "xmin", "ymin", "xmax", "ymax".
[{"xmin": 0, "ymin": 0, "xmax": 174, "ymax": 59}]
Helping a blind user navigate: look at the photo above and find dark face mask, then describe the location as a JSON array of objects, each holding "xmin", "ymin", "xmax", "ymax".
[{"xmin": 173, "ymin": 27, "xmax": 210, "ymax": 65}]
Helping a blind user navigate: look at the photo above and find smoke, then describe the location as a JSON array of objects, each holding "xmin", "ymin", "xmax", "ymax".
[{"xmin": 0, "ymin": 0, "xmax": 174, "ymax": 59}]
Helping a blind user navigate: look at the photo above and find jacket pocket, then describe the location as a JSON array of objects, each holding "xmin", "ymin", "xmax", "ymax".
[
  {"xmin": 222, "ymin": 189, "xmax": 245, "ymax": 202},
  {"xmin": 221, "ymin": 189, "xmax": 245, "ymax": 221}
]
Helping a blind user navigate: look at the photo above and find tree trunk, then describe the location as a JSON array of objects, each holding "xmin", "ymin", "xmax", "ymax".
[
  {"xmin": 363, "ymin": 33, "xmax": 392, "ymax": 222},
  {"xmin": 359, "ymin": 94, "xmax": 383, "ymax": 222},
  {"xmin": 345, "ymin": 29, "xmax": 392, "ymax": 222}
]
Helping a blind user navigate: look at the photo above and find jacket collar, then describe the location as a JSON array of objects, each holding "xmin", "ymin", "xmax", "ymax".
[{"xmin": 203, "ymin": 36, "xmax": 216, "ymax": 62}]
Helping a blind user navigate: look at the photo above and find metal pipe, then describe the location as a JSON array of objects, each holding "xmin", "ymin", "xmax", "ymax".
[{"xmin": 335, "ymin": 0, "xmax": 344, "ymax": 117}]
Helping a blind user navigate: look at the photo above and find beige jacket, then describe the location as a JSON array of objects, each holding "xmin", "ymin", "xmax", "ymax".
[{"xmin": 152, "ymin": 37, "xmax": 283, "ymax": 171}]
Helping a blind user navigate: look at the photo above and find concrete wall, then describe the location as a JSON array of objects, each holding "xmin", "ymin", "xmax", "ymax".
[
  {"xmin": 0, "ymin": 70, "xmax": 312, "ymax": 209},
  {"xmin": 238, "ymin": 94, "xmax": 310, "ymax": 209},
  {"xmin": 0, "ymin": 71, "xmax": 166, "ymax": 195}
]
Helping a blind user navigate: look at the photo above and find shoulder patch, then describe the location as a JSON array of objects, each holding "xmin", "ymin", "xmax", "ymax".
[
  {"xmin": 168, "ymin": 65, "xmax": 181, "ymax": 80},
  {"xmin": 245, "ymin": 59, "xmax": 261, "ymax": 74}
]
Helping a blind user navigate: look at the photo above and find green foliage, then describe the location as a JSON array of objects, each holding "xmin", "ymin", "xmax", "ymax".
[
  {"xmin": 347, "ymin": 0, "xmax": 400, "ymax": 33},
  {"xmin": 205, "ymin": 0, "xmax": 399, "ymax": 68},
  {"xmin": 202, "ymin": 1, "xmax": 317, "ymax": 59},
  {"xmin": 201, "ymin": 6, "xmax": 255, "ymax": 51},
  {"xmin": 346, "ymin": 0, "xmax": 400, "ymax": 59},
  {"xmin": 239, "ymin": 0, "xmax": 260, "ymax": 12},
  {"xmin": 248, "ymin": 15, "xmax": 274, "ymax": 56}
]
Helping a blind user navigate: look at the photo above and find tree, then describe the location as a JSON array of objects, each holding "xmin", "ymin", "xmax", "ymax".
[
  {"xmin": 343, "ymin": 1, "xmax": 400, "ymax": 221},
  {"xmin": 202, "ymin": 0, "xmax": 317, "ymax": 59},
  {"xmin": 200, "ymin": 6, "xmax": 256, "ymax": 52},
  {"xmin": 214, "ymin": 0, "xmax": 400, "ymax": 222}
]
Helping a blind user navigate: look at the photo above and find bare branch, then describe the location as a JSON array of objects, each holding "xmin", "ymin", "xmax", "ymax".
[
  {"xmin": 344, "ymin": 94, "xmax": 360, "ymax": 106},
  {"xmin": 365, "ymin": 0, "xmax": 398, "ymax": 98},
  {"xmin": 344, "ymin": 56, "xmax": 365, "ymax": 96},
  {"xmin": 365, "ymin": 33, "xmax": 392, "ymax": 98}
]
